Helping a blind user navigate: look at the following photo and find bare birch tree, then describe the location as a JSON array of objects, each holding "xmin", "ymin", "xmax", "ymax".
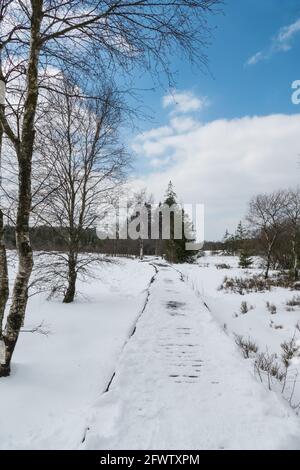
[
  {"xmin": 34, "ymin": 79, "xmax": 129, "ymax": 303},
  {"xmin": 0, "ymin": 0, "xmax": 221, "ymax": 376},
  {"xmin": 284, "ymin": 188, "xmax": 300, "ymax": 281},
  {"xmin": 129, "ymin": 189, "xmax": 153, "ymax": 260},
  {"xmin": 0, "ymin": 115, "xmax": 9, "ymax": 361},
  {"xmin": 247, "ymin": 191, "xmax": 288, "ymax": 279}
]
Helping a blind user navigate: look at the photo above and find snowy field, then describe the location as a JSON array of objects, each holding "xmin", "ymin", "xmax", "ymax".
[
  {"xmin": 180, "ymin": 254, "xmax": 300, "ymax": 413},
  {"xmin": 0, "ymin": 257, "xmax": 154, "ymax": 450},
  {"xmin": 1, "ymin": 254, "xmax": 300, "ymax": 450}
]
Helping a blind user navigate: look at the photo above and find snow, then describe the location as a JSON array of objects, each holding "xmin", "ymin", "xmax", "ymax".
[
  {"xmin": 81, "ymin": 262, "xmax": 300, "ymax": 450},
  {"xmin": 180, "ymin": 254, "xmax": 300, "ymax": 413},
  {"xmin": 0, "ymin": 258, "xmax": 154, "ymax": 450},
  {"xmin": 1, "ymin": 254, "xmax": 300, "ymax": 450}
]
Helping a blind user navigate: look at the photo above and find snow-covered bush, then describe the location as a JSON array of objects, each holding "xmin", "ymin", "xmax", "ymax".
[
  {"xmin": 281, "ymin": 337, "xmax": 300, "ymax": 369},
  {"xmin": 219, "ymin": 274, "xmax": 294, "ymax": 295},
  {"xmin": 219, "ymin": 275, "xmax": 272, "ymax": 295},
  {"xmin": 240, "ymin": 301, "xmax": 254, "ymax": 314},
  {"xmin": 266, "ymin": 302, "xmax": 277, "ymax": 315},
  {"xmin": 286, "ymin": 296, "xmax": 300, "ymax": 308},
  {"xmin": 234, "ymin": 334, "xmax": 258, "ymax": 358},
  {"xmin": 215, "ymin": 263, "xmax": 231, "ymax": 270},
  {"xmin": 254, "ymin": 352, "xmax": 286, "ymax": 384}
]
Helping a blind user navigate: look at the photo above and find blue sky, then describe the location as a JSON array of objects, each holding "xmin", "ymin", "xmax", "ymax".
[
  {"xmin": 131, "ymin": 0, "xmax": 300, "ymax": 239},
  {"xmin": 134, "ymin": 0, "xmax": 300, "ymax": 130}
]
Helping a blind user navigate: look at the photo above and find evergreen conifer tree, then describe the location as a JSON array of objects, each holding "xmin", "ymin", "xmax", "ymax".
[
  {"xmin": 239, "ymin": 251, "xmax": 253, "ymax": 269},
  {"xmin": 163, "ymin": 182, "xmax": 197, "ymax": 263},
  {"xmin": 222, "ymin": 229, "xmax": 235, "ymax": 255},
  {"xmin": 235, "ymin": 221, "xmax": 253, "ymax": 268}
]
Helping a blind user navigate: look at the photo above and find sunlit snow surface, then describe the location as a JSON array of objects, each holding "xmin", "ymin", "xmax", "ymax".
[{"xmin": 1, "ymin": 254, "xmax": 300, "ymax": 449}]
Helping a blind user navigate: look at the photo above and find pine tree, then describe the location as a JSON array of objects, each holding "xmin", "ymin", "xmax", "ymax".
[
  {"xmin": 222, "ymin": 229, "xmax": 235, "ymax": 255},
  {"xmin": 163, "ymin": 182, "xmax": 178, "ymax": 263},
  {"xmin": 239, "ymin": 251, "xmax": 253, "ymax": 269},
  {"xmin": 164, "ymin": 181, "xmax": 177, "ymax": 205},
  {"xmin": 235, "ymin": 220, "xmax": 252, "ymax": 267},
  {"xmin": 235, "ymin": 221, "xmax": 246, "ymax": 241},
  {"xmin": 163, "ymin": 182, "xmax": 197, "ymax": 263}
]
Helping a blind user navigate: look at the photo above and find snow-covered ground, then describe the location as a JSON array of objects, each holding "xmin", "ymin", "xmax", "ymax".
[
  {"xmin": 81, "ymin": 262, "xmax": 300, "ymax": 450},
  {"xmin": 0, "ymin": 257, "xmax": 154, "ymax": 450},
  {"xmin": 179, "ymin": 254, "xmax": 300, "ymax": 414},
  {"xmin": 1, "ymin": 254, "xmax": 300, "ymax": 450}
]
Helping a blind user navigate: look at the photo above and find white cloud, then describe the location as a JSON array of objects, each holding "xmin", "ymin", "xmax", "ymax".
[
  {"xmin": 162, "ymin": 91, "xmax": 208, "ymax": 114},
  {"xmin": 169, "ymin": 116, "xmax": 198, "ymax": 133},
  {"xmin": 246, "ymin": 51, "xmax": 264, "ymax": 66},
  {"xmin": 133, "ymin": 113, "xmax": 300, "ymax": 240},
  {"xmin": 277, "ymin": 18, "xmax": 300, "ymax": 48},
  {"xmin": 246, "ymin": 18, "xmax": 300, "ymax": 66}
]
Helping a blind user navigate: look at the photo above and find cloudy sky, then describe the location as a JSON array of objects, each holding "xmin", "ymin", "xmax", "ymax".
[{"xmin": 130, "ymin": 0, "xmax": 300, "ymax": 240}]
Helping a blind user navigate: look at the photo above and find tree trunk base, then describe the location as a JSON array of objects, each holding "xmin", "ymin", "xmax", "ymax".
[
  {"xmin": 63, "ymin": 288, "xmax": 75, "ymax": 304},
  {"xmin": 0, "ymin": 364, "xmax": 10, "ymax": 377},
  {"xmin": 63, "ymin": 296, "xmax": 74, "ymax": 304}
]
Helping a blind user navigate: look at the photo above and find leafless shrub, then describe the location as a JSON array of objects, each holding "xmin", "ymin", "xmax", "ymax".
[
  {"xmin": 240, "ymin": 301, "xmax": 249, "ymax": 314},
  {"xmin": 199, "ymin": 263, "xmax": 210, "ymax": 268},
  {"xmin": 219, "ymin": 274, "xmax": 293, "ymax": 295},
  {"xmin": 234, "ymin": 334, "xmax": 258, "ymax": 359},
  {"xmin": 270, "ymin": 272, "xmax": 295, "ymax": 289},
  {"xmin": 269, "ymin": 320, "xmax": 283, "ymax": 330},
  {"xmin": 219, "ymin": 275, "xmax": 272, "ymax": 295},
  {"xmin": 254, "ymin": 352, "xmax": 286, "ymax": 388},
  {"xmin": 281, "ymin": 336, "xmax": 300, "ymax": 369},
  {"xmin": 215, "ymin": 263, "xmax": 231, "ymax": 270},
  {"xmin": 266, "ymin": 301, "xmax": 277, "ymax": 314},
  {"xmin": 286, "ymin": 296, "xmax": 300, "ymax": 308},
  {"xmin": 240, "ymin": 301, "xmax": 254, "ymax": 315},
  {"xmin": 280, "ymin": 336, "xmax": 300, "ymax": 395}
]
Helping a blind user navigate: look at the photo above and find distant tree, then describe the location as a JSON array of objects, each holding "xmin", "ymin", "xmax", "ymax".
[
  {"xmin": 222, "ymin": 229, "xmax": 235, "ymax": 255},
  {"xmin": 128, "ymin": 189, "xmax": 153, "ymax": 260},
  {"xmin": 152, "ymin": 201, "xmax": 163, "ymax": 257},
  {"xmin": 235, "ymin": 220, "xmax": 253, "ymax": 268},
  {"xmin": 238, "ymin": 251, "xmax": 253, "ymax": 269},
  {"xmin": 35, "ymin": 79, "xmax": 129, "ymax": 303},
  {"xmin": 247, "ymin": 191, "xmax": 288, "ymax": 279},
  {"xmin": 163, "ymin": 182, "xmax": 177, "ymax": 263},
  {"xmin": 179, "ymin": 210, "xmax": 198, "ymax": 263},
  {"xmin": 235, "ymin": 221, "xmax": 248, "ymax": 247},
  {"xmin": 164, "ymin": 181, "xmax": 178, "ymax": 207},
  {"xmin": 163, "ymin": 182, "xmax": 197, "ymax": 264},
  {"xmin": 284, "ymin": 188, "xmax": 300, "ymax": 281}
]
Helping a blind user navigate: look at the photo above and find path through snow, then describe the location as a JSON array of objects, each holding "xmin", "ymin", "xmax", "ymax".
[{"xmin": 82, "ymin": 262, "xmax": 300, "ymax": 450}]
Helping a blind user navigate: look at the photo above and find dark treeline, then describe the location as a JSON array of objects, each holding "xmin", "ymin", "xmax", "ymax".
[
  {"xmin": 4, "ymin": 224, "xmax": 161, "ymax": 256},
  {"xmin": 3, "ymin": 224, "xmax": 226, "ymax": 257},
  {"xmin": 3, "ymin": 181, "xmax": 193, "ymax": 259}
]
